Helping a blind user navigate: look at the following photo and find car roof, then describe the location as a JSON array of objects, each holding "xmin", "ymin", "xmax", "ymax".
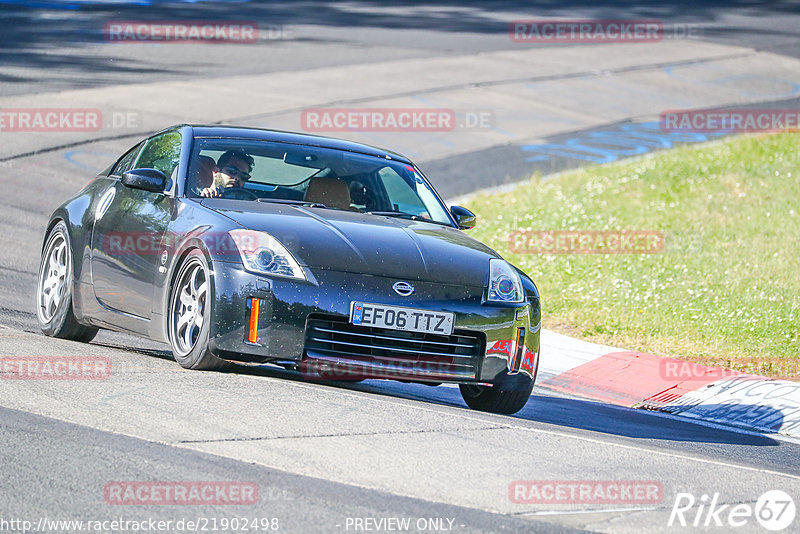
[{"xmin": 177, "ymin": 124, "xmax": 413, "ymax": 164}]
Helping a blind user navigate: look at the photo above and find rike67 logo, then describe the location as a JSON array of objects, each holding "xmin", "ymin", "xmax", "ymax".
[{"xmin": 669, "ymin": 490, "xmax": 796, "ymax": 531}]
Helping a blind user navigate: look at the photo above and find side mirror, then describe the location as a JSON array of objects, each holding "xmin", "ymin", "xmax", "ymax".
[
  {"xmin": 450, "ymin": 205, "xmax": 476, "ymax": 230},
  {"xmin": 121, "ymin": 168, "xmax": 168, "ymax": 193}
]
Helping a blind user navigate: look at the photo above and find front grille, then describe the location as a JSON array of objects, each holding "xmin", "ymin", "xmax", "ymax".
[{"xmin": 304, "ymin": 315, "xmax": 484, "ymax": 380}]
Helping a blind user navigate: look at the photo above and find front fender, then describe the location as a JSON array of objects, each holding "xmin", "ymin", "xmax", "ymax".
[{"xmin": 153, "ymin": 201, "xmax": 242, "ymax": 341}]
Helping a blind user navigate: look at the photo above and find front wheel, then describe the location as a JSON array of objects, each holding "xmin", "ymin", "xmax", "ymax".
[
  {"xmin": 36, "ymin": 221, "xmax": 98, "ymax": 342},
  {"xmin": 168, "ymin": 250, "xmax": 227, "ymax": 370},
  {"xmin": 459, "ymin": 372, "xmax": 534, "ymax": 415}
]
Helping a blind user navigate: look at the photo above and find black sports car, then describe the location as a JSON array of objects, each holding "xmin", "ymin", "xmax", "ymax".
[{"xmin": 37, "ymin": 125, "xmax": 541, "ymax": 414}]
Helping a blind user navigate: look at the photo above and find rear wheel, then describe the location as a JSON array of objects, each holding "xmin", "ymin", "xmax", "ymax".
[
  {"xmin": 168, "ymin": 251, "xmax": 228, "ymax": 370},
  {"xmin": 459, "ymin": 372, "xmax": 533, "ymax": 415},
  {"xmin": 36, "ymin": 221, "xmax": 98, "ymax": 342}
]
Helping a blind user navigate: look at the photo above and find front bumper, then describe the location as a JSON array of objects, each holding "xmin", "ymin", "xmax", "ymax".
[{"xmin": 207, "ymin": 261, "xmax": 540, "ymax": 383}]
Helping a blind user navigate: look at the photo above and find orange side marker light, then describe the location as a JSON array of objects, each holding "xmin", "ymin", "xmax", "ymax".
[{"xmin": 247, "ymin": 298, "xmax": 260, "ymax": 343}]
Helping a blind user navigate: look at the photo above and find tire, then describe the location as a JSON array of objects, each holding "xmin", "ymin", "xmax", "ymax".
[
  {"xmin": 167, "ymin": 250, "xmax": 228, "ymax": 371},
  {"xmin": 36, "ymin": 221, "xmax": 99, "ymax": 342},
  {"xmin": 459, "ymin": 372, "xmax": 534, "ymax": 415}
]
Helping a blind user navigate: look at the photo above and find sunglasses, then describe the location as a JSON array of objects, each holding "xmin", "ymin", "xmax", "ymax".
[{"xmin": 221, "ymin": 165, "xmax": 251, "ymax": 181}]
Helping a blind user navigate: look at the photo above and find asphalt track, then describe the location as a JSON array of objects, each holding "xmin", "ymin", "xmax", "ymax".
[{"xmin": 1, "ymin": 1, "xmax": 800, "ymax": 532}]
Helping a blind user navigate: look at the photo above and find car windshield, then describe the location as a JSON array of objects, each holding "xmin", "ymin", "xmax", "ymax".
[{"xmin": 186, "ymin": 138, "xmax": 453, "ymax": 225}]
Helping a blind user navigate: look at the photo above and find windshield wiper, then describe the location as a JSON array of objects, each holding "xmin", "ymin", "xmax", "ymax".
[
  {"xmin": 367, "ymin": 211, "xmax": 421, "ymax": 221},
  {"xmin": 367, "ymin": 210, "xmax": 453, "ymax": 226},
  {"xmin": 256, "ymin": 198, "xmax": 328, "ymax": 208}
]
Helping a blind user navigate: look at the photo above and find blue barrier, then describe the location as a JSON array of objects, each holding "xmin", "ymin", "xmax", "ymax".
[{"xmin": 522, "ymin": 121, "xmax": 729, "ymax": 164}]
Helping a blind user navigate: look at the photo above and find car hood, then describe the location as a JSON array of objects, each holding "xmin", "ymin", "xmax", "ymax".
[{"xmin": 201, "ymin": 199, "xmax": 498, "ymax": 286}]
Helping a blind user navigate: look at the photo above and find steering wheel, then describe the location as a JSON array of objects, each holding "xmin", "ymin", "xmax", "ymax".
[{"xmin": 220, "ymin": 187, "xmax": 258, "ymax": 200}]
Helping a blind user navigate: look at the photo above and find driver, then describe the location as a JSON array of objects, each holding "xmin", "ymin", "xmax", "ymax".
[{"xmin": 199, "ymin": 150, "xmax": 254, "ymax": 197}]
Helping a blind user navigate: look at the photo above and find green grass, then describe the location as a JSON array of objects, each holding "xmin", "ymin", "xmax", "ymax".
[{"xmin": 465, "ymin": 133, "xmax": 800, "ymax": 379}]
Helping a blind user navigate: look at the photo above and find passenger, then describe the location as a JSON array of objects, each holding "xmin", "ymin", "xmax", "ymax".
[{"xmin": 192, "ymin": 155, "xmax": 217, "ymax": 197}]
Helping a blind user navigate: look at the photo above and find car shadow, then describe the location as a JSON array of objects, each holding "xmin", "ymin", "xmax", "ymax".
[
  {"xmin": 220, "ymin": 361, "xmax": 784, "ymax": 446},
  {"xmin": 84, "ymin": 344, "xmax": 787, "ymax": 448},
  {"xmin": 514, "ymin": 391, "xmax": 784, "ymax": 446},
  {"xmin": 90, "ymin": 340, "xmax": 176, "ymax": 362}
]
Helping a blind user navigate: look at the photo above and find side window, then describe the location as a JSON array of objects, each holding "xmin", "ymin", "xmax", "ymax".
[
  {"xmin": 134, "ymin": 131, "xmax": 182, "ymax": 178},
  {"xmin": 110, "ymin": 142, "xmax": 144, "ymax": 176},
  {"xmin": 378, "ymin": 167, "xmax": 429, "ymax": 217}
]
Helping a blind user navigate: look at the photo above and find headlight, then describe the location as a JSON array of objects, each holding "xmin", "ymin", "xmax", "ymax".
[
  {"xmin": 228, "ymin": 229, "xmax": 306, "ymax": 281},
  {"xmin": 487, "ymin": 259, "xmax": 524, "ymax": 303}
]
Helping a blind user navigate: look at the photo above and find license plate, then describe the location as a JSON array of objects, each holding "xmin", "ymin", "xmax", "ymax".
[{"xmin": 350, "ymin": 302, "xmax": 454, "ymax": 335}]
